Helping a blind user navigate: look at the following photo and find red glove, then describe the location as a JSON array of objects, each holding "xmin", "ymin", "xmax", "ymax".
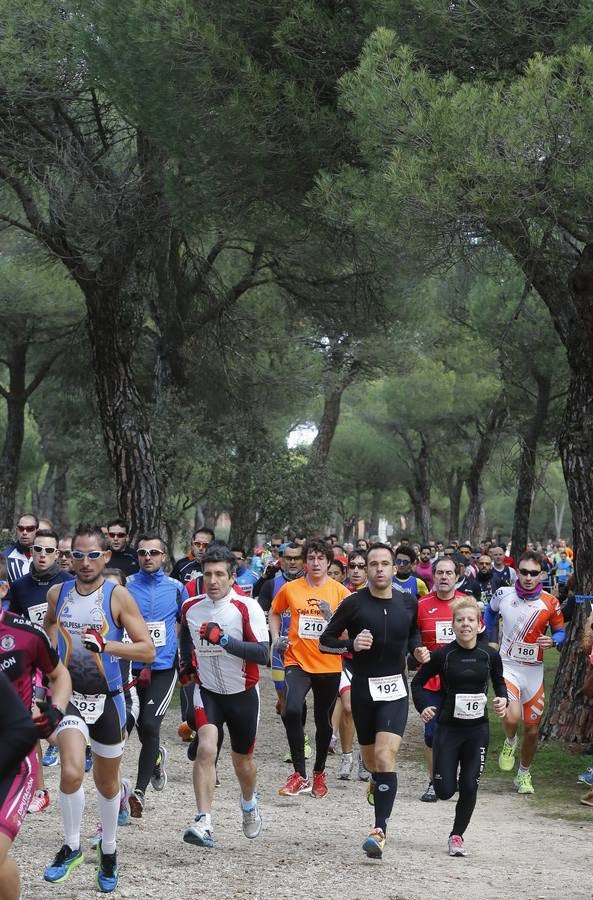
[
  {"xmin": 35, "ymin": 702, "xmax": 64, "ymax": 739},
  {"xmin": 199, "ymin": 622, "xmax": 223, "ymax": 645},
  {"xmin": 83, "ymin": 629, "xmax": 106, "ymax": 653},
  {"xmin": 178, "ymin": 660, "xmax": 197, "ymax": 685},
  {"xmin": 137, "ymin": 667, "xmax": 152, "ymax": 689}
]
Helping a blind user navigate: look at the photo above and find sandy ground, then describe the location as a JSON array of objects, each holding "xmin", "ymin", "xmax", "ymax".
[{"xmin": 14, "ymin": 677, "xmax": 591, "ymax": 900}]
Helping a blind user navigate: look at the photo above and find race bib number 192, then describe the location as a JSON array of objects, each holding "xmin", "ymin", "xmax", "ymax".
[{"xmin": 368, "ymin": 674, "xmax": 407, "ymax": 702}]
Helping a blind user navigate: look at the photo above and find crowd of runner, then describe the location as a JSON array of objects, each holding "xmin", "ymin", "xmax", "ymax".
[{"xmin": 0, "ymin": 513, "xmax": 575, "ymax": 896}]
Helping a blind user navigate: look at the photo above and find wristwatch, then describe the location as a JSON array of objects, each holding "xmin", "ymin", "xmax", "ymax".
[{"xmin": 219, "ymin": 633, "xmax": 229, "ymax": 649}]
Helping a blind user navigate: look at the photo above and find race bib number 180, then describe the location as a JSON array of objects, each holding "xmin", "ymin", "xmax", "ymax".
[{"xmin": 510, "ymin": 642, "xmax": 539, "ymax": 662}]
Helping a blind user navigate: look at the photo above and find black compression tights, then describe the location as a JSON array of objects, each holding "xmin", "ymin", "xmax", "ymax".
[
  {"xmin": 284, "ymin": 666, "xmax": 340, "ymax": 777},
  {"xmin": 432, "ymin": 721, "xmax": 489, "ymax": 837}
]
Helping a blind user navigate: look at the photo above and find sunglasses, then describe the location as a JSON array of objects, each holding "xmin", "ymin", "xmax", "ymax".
[
  {"xmin": 285, "ymin": 556, "xmax": 303, "ymax": 562},
  {"xmin": 137, "ymin": 548, "xmax": 164, "ymax": 557},
  {"xmin": 17, "ymin": 524, "xmax": 36, "ymax": 533},
  {"xmin": 33, "ymin": 545, "xmax": 58, "ymax": 554},
  {"xmin": 395, "ymin": 559, "xmax": 411, "ymax": 565},
  {"xmin": 349, "ymin": 563, "xmax": 367, "ymax": 569},
  {"xmin": 58, "ymin": 550, "xmax": 72, "ymax": 559},
  {"xmin": 71, "ymin": 550, "xmax": 106, "ymax": 560},
  {"xmin": 271, "ymin": 544, "xmax": 282, "ymax": 549},
  {"xmin": 192, "ymin": 541, "xmax": 210, "ymax": 548},
  {"xmin": 519, "ymin": 568, "xmax": 541, "ymax": 577},
  {"xmin": 108, "ymin": 531, "xmax": 127, "ymax": 538}
]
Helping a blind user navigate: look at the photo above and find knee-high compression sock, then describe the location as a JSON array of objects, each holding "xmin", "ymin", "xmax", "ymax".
[
  {"xmin": 96, "ymin": 790, "xmax": 120, "ymax": 855},
  {"xmin": 373, "ymin": 772, "xmax": 397, "ymax": 833},
  {"xmin": 60, "ymin": 786, "xmax": 85, "ymax": 851}
]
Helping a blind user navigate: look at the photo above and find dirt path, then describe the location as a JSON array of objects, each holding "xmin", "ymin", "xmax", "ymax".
[{"xmin": 16, "ymin": 678, "xmax": 590, "ymax": 899}]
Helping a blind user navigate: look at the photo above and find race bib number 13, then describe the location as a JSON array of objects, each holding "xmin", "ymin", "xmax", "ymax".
[{"xmin": 435, "ymin": 621, "xmax": 455, "ymax": 643}]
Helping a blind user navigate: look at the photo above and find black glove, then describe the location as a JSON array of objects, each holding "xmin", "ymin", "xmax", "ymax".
[{"xmin": 35, "ymin": 702, "xmax": 64, "ymax": 739}]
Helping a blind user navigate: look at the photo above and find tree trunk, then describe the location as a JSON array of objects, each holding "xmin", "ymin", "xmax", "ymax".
[
  {"xmin": 406, "ymin": 431, "xmax": 432, "ymax": 543},
  {"xmin": 306, "ymin": 381, "xmax": 349, "ymax": 532},
  {"xmin": 540, "ymin": 603, "xmax": 593, "ymax": 744},
  {"xmin": 368, "ymin": 488, "xmax": 381, "ymax": 537},
  {"xmin": 51, "ymin": 464, "xmax": 69, "ymax": 534},
  {"xmin": 86, "ymin": 285, "xmax": 162, "ymax": 541},
  {"xmin": 0, "ymin": 341, "xmax": 27, "ymax": 528},
  {"xmin": 510, "ymin": 372, "xmax": 552, "ymax": 557},
  {"xmin": 447, "ymin": 467, "xmax": 464, "ymax": 541},
  {"xmin": 462, "ymin": 391, "xmax": 508, "ymax": 545}
]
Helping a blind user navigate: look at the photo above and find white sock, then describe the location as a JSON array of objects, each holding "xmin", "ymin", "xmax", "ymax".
[
  {"xmin": 517, "ymin": 765, "xmax": 530, "ymax": 776},
  {"xmin": 60, "ymin": 786, "xmax": 85, "ymax": 851},
  {"xmin": 506, "ymin": 736, "xmax": 517, "ymax": 746},
  {"xmin": 96, "ymin": 790, "xmax": 120, "ymax": 855},
  {"xmin": 197, "ymin": 811, "xmax": 212, "ymax": 830},
  {"xmin": 240, "ymin": 794, "xmax": 255, "ymax": 810}
]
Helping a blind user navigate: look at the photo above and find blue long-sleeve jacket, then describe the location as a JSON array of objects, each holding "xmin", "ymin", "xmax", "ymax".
[{"xmin": 127, "ymin": 568, "xmax": 187, "ymax": 671}]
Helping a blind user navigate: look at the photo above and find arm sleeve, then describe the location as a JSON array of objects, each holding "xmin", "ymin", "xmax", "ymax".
[
  {"xmin": 488, "ymin": 647, "xmax": 508, "ymax": 700},
  {"xmin": 178, "ymin": 619, "xmax": 194, "ymax": 669},
  {"xmin": 0, "ymin": 671, "xmax": 38, "ymax": 772},
  {"xmin": 410, "ymin": 653, "xmax": 442, "ymax": 712},
  {"xmin": 319, "ymin": 597, "xmax": 354, "ymax": 655},
  {"xmin": 407, "ymin": 598, "xmax": 422, "ymax": 654},
  {"xmin": 257, "ymin": 579, "xmax": 274, "ymax": 614},
  {"xmin": 223, "ymin": 636, "xmax": 269, "ymax": 665},
  {"xmin": 483, "ymin": 603, "xmax": 499, "ymax": 642}
]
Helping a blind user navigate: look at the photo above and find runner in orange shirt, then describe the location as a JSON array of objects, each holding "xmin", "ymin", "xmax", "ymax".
[{"xmin": 270, "ymin": 539, "xmax": 350, "ymax": 799}]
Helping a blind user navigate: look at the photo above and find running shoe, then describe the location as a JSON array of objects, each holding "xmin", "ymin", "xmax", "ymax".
[
  {"xmin": 183, "ymin": 814, "xmax": 214, "ymax": 848},
  {"xmin": 357, "ymin": 752, "xmax": 370, "ymax": 782},
  {"xmin": 338, "ymin": 752, "xmax": 353, "ymax": 780},
  {"xmin": 178, "ymin": 721, "xmax": 194, "ymax": 742},
  {"xmin": 151, "ymin": 746, "xmax": 168, "ymax": 791},
  {"xmin": 129, "ymin": 788, "xmax": 145, "ymax": 818},
  {"xmin": 420, "ymin": 782, "xmax": 438, "ymax": 802},
  {"xmin": 304, "ymin": 734, "xmax": 312, "ymax": 760},
  {"xmin": 513, "ymin": 771, "xmax": 535, "ymax": 794},
  {"xmin": 90, "ymin": 823, "xmax": 102, "ymax": 851},
  {"xmin": 85, "ymin": 745, "xmax": 93, "ymax": 773},
  {"xmin": 362, "ymin": 827, "xmax": 385, "ymax": 859},
  {"xmin": 241, "ymin": 796, "xmax": 263, "ymax": 839},
  {"xmin": 448, "ymin": 834, "xmax": 467, "ymax": 857},
  {"xmin": 28, "ymin": 789, "xmax": 50, "ymax": 813},
  {"xmin": 44, "ymin": 844, "xmax": 84, "ymax": 883},
  {"xmin": 498, "ymin": 739, "xmax": 516, "ymax": 772},
  {"xmin": 43, "ymin": 744, "xmax": 59, "ymax": 767},
  {"xmin": 328, "ymin": 734, "xmax": 338, "ymax": 755},
  {"xmin": 578, "ymin": 767, "xmax": 593, "ymax": 786},
  {"xmin": 312, "ymin": 770, "xmax": 328, "ymax": 798},
  {"xmin": 278, "ymin": 772, "xmax": 312, "ymax": 796},
  {"xmin": 367, "ymin": 779, "xmax": 376, "ymax": 807},
  {"xmin": 118, "ymin": 778, "xmax": 131, "ymax": 826},
  {"xmin": 96, "ymin": 842, "xmax": 118, "ymax": 892}
]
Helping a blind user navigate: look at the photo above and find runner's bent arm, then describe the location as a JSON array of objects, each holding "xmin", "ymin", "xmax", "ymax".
[
  {"xmin": 46, "ymin": 660, "xmax": 72, "ymax": 714},
  {"xmin": 319, "ymin": 596, "xmax": 354, "ymax": 654},
  {"xmin": 43, "ymin": 584, "xmax": 60, "ymax": 647},
  {"xmin": 268, "ymin": 611, "xmax": 282, "ymax": 643},
  {"xmin": 488, "ymin": 647, "xmax": 508, "ymax": 703},
  {"xmin": 0, "ymin": 671, "xmax": 38, "ymax": 771},
  {"xmin": 410, "ymin": 651, "xmax": 442, "ymax": 713},
  {"xmin": 222, "ymin": 636, "xmax": 269, "ymax": 665},
  {"xmin": 109, "ymin": 586, "xmax": 155, "ymax": 664}
]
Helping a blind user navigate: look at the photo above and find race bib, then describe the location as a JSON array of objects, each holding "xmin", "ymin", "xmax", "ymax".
[
  {"xmin": 71, "ymin": 692, "xmax": 106, "ymax": 724},
  {"xmin": 435, "ymin": 620, "xmax": 455, "ymax": 643},
  {"xmin": 510, "ymin": 642, "xmax": 539, "ymax": 663},
  {"xmin": 28, "ymin": 602, "xmax": 48, "ymax": 626},
  {"xmin": 146, "ymin": 621, "xmax": 166, "ymax": 647},
  {"xmin": 197, "ymin": 640, "xmax": 224, "ymax": 656},
  {"xmin": 298, "ymin": 615, "xmax": 327, "ymax": 640},
  {"xmin": 368, "ymin": 674, "xmax": 407, "ymax": 702},
  {"xmin": 454, "ymin": 693, "xmax": 487, "ymax": 720}
]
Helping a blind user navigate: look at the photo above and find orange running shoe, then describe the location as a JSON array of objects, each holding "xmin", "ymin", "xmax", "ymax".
[
  {"xmin": 278, "ymin": 772, "xmax": 312, "ymax": 796},
  {"xmin": 311, "ymin": 771, "xmax": 328, "ymax": 799}
]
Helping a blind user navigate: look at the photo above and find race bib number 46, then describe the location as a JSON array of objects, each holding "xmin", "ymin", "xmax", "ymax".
[
  {"xmin": 298, "ymin": 615, "xmax": 327, "ymax": 640},
  {"xmin": 454, "ymin": 693, "xmax": 487, "ymax": 720},
  {"xmin": 435, "ymin": 621, "xmax": 455, "ymax": 643},
  {"xmin": 368, "ymin": 674, "xmax": 407, "ymax": 702},
  {"xmin": 510, "ymin": 642, "xmax": 539, "ymax": 662},
  {"xmin": 71, "ymin": 692, "xmax": 106, "ymax": 724}
]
